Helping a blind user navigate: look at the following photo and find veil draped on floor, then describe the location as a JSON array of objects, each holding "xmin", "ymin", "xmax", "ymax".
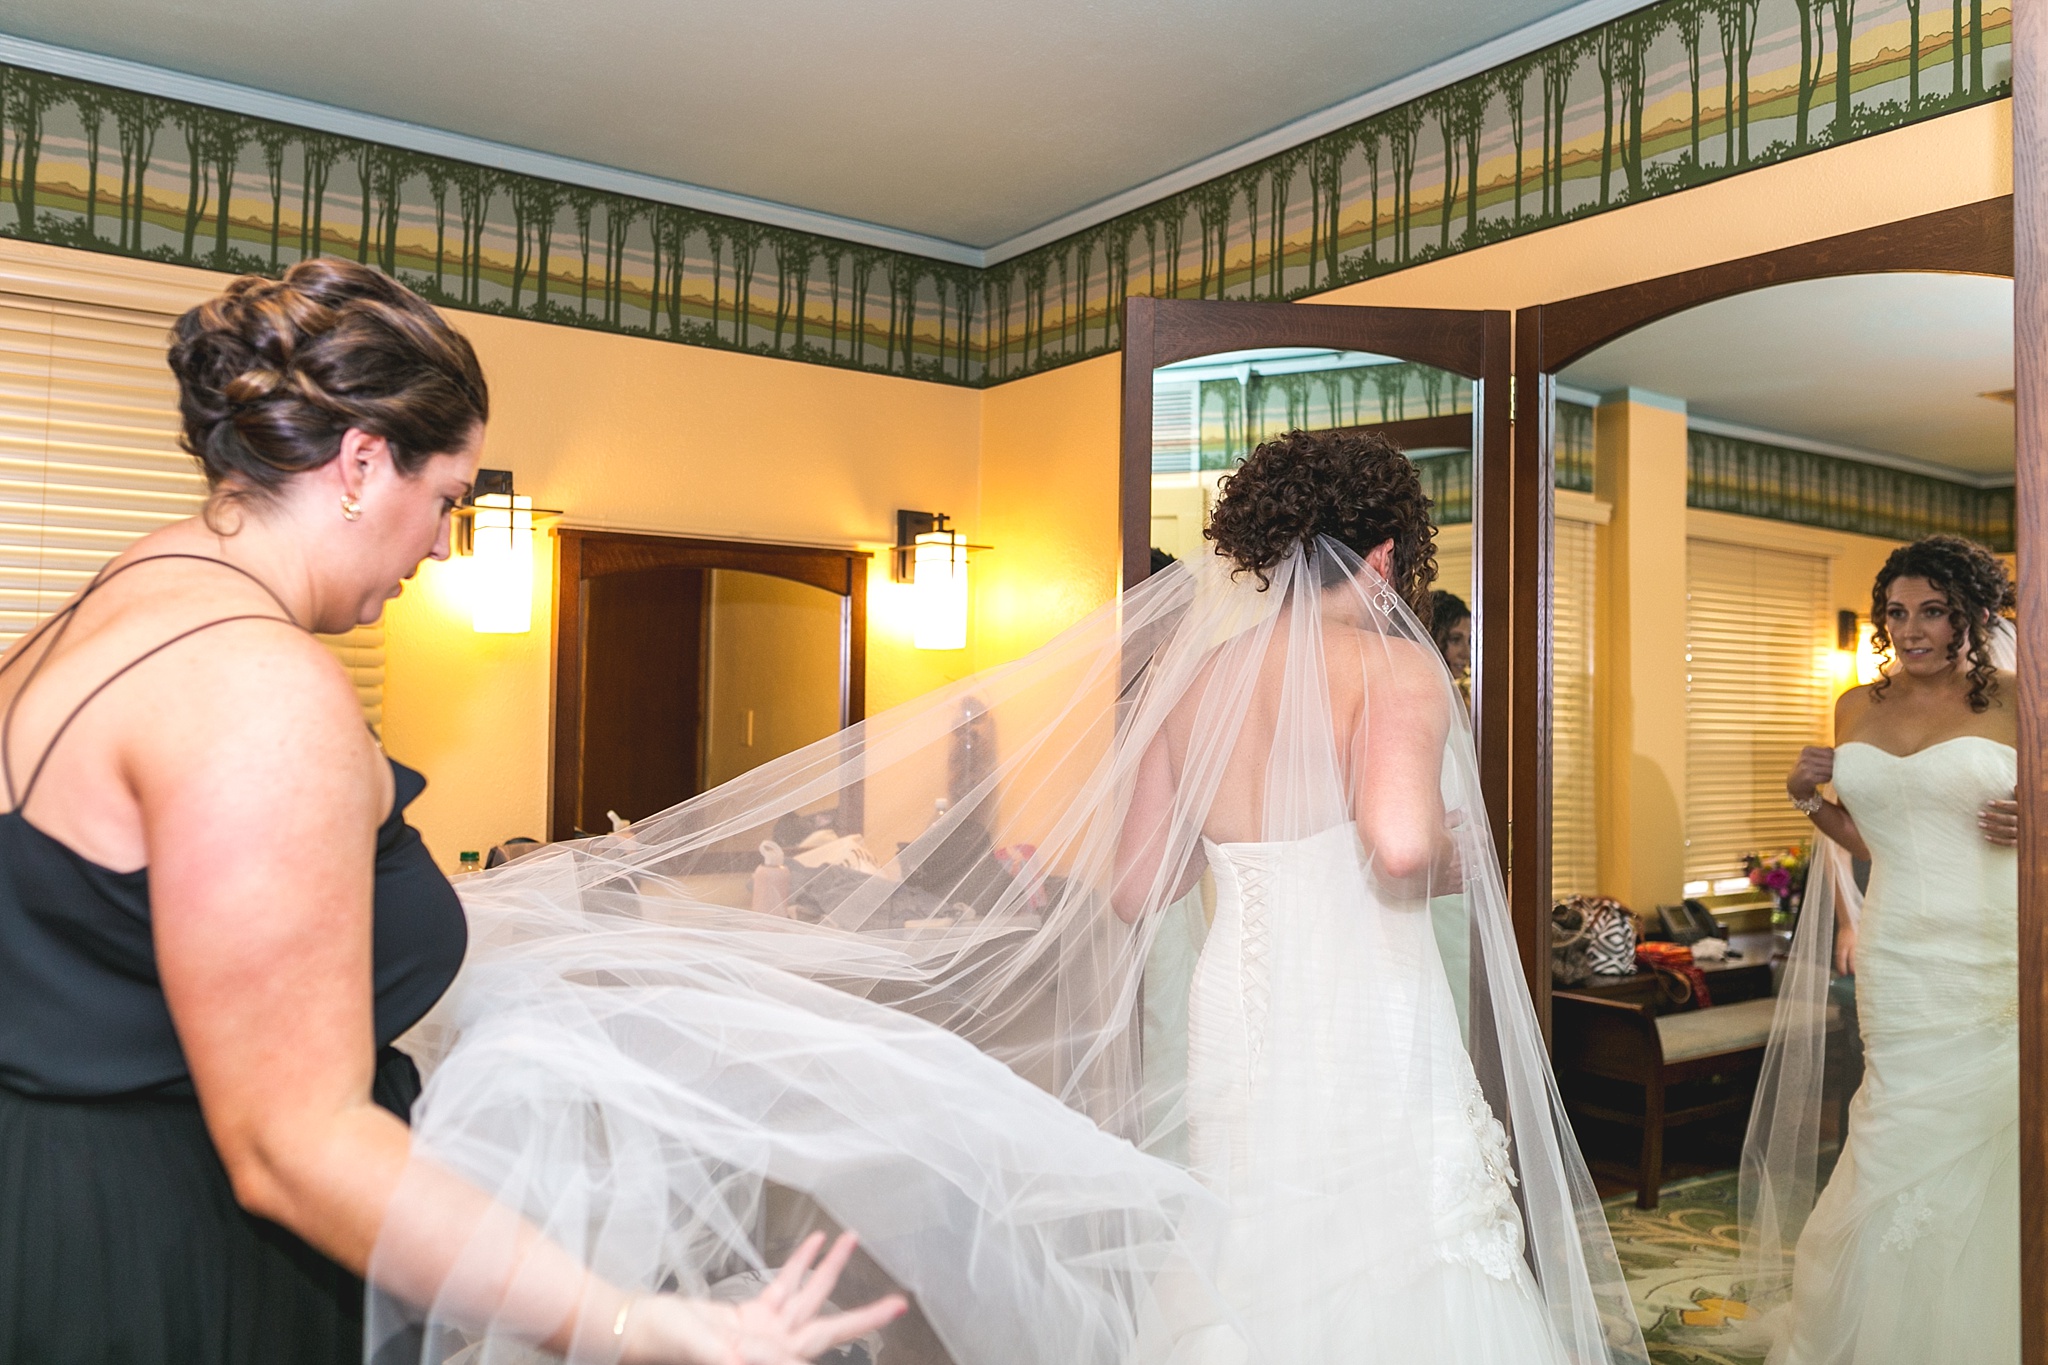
[{"xmin": 369, "ymin": 537, "xmax": 1646, "ymax": 1365}]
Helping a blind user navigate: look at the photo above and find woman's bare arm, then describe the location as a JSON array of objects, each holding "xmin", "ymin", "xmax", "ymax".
[
  {"xmin": 1351, "ymin": 642, "xmax": 1451, "ymax": 885},
  {"xmin": 1112, "ymin": 734, "xmax": 1202, "ymax": 923},
  {"xmin": 139, "ymin": 627, "xmax": 897, "ymax": 1362}
]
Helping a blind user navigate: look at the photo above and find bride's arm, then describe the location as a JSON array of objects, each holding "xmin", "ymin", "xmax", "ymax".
[
  {"xmin": 1351, "ymin": 643, "xmax": 1452, "ymax": 885},
  {"xmin": 1112, "ymin": 734, "xmax": 1203, "ymax": 923}
]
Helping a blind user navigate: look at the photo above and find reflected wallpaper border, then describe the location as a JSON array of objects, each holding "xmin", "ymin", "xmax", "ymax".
[{"xmin": 0, "ymin": 0, "xmax": 2013, "ymax": 387}]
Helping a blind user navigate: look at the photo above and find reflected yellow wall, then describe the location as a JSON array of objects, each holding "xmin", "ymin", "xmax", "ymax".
[
  {"xmin": 1594, "ymin": 393, "xmax": 1692, "ymax": 915},
  {"xmin": 702, "ymin": 570, "xmax": 844, "ymax": 789}
]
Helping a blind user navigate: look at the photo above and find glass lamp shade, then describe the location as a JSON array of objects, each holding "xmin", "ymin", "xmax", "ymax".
[
  {"xmin": 471, "ymin": 493, "xmax": 534, "ymax": 634},
  {"xmin": 912, "ymin": 529, "xmax": 968, "ymax": 651}
]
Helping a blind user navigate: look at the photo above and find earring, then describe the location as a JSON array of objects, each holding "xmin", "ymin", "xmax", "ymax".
[
  {"xmin": 340, "ymin": 496, "xmax": 362, "ymax": 522},
  {"xmin": 1372, "ymin": 586, "xmax": 1399, "ymax": 615}
]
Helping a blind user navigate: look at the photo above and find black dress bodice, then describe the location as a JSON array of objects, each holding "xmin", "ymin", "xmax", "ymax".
[{"xmin": 0, "ymin": 756, "xmax": 466, "ymax": 1098}]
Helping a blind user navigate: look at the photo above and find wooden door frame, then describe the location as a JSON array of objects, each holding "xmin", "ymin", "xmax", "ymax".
[
  {"xmin": 549, "ymin": 528, "xmax": 870, "ymax": 842},
  {"xmin": 1513, "ymin": 193, "xmax": 2032, "ymax": 1337},
  {"xmin": 1118, "ymin": 295, "xmax": 1515, "ymax": 905}
]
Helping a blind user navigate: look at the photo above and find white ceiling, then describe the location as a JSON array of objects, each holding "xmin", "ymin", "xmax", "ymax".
[
  {"xmin": 1560, "ymin": 273, "xmax": 2015, "ymax": 481},
  {"xmin": 0, "ymin": 0, "xmax": 1598, "ymax": 252}
]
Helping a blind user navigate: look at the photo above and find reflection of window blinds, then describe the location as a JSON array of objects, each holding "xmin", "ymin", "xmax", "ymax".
[
  {"xmin": 1552, "ymin": 516, "xmax": 1598, "ymax": 900},
  {"xmin": 1151, "ymin": 381, "xmax": 1198, "ymax": 473},
  {"xmin": 1684, "ymin": 540, "xmax": 1831, "ymax": 886},
  {"xmin": 0, "ymin": 293, "xmax": 383, "ymax": 728}
]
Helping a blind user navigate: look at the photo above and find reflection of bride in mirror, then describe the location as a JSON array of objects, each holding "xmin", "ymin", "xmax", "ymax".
[
  {"xmin": 1116, "ymin": 432, "xmax": 1634, "ymax": 1363},
  {"xmin": 1741, "ymin": 534, "xmax": 2019, "ymax": 1364}
]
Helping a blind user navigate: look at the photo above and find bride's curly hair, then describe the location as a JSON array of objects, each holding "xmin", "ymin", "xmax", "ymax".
[
  {"xmin": 1205, "ymin": 428, "xmax": 1438, "ymax": 613},
  {"xmin": 1869, "ymin": 534, "xmax": 2015, "ymax": 713}
]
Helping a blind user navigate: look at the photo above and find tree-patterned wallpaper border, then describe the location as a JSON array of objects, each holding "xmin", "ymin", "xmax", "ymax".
[
  {"xmin": 1689, "ymin": 428, "xmax": 2014, "ymax": 549},
  {"xmin": 0, "ymin": 0, "xmax": 2012, "ymax": 388}
]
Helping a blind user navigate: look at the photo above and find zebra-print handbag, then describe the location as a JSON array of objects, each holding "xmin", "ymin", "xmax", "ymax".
[{"xmin": 1553, "ymin": 895, "xmax": 1638, "ymax": 980}]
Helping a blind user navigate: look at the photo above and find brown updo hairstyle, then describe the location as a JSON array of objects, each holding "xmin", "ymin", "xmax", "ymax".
[
  {"xmin": 167, "ymin": 257, "xmax": 489, "ymax": 520},
  {"xmin": 1204, "ymin": 428, "xmax": 1438, "ymax": 613},
  {"xmin": 1869, "ymin": 533, "xmax": 2016, "ymax": 712}
]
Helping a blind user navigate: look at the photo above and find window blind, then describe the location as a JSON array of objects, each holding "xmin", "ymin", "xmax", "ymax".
[
  {"xmin": 1551, "ymin": 515, "xmax": 1598, "ymax": 900},
  {"xmin": 1684, "ymin": 539, "xmax": 1832, "ymax": 887},
  {"xmin": 0, "ymin": 291, "xmax": 383, "ymax": 728}
]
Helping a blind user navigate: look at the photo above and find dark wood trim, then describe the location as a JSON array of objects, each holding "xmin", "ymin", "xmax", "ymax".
[
  {"xmin": 1510, "ymin": 340, "xmax": 1554, "ymax": 1033},
  {"xmin": 1119, "ymin": 294, "xmax": 1515, "ymax": 884},
  {"xmin": 1329, "ymin": 413, "xmax": 1476, "ymax": 452},
  {"xmin": 1531, "ymin": 197, "xmax": 2013, "ymax": 373},
  {"xmin": 2013, "ymin": 7, "xmax": 2047, "ymax": 1355},
  {"xmin": 1513, "ymin": 194, "xmax": 2018, "ymax": 1046},
  {"xmin": 548, "ymin": 528, "xmax": 870, "ymax": 841}
]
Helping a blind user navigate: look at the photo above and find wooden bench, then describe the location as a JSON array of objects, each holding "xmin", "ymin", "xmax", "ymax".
[{"xmin": 1551, "ymin": 992, "xmax": 1782, "ymax": 1209}]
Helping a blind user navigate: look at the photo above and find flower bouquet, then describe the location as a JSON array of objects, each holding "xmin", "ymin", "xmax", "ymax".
[{"xmin": 1746, "ymin": 845, "xmax": 1810, "ymax": 928}]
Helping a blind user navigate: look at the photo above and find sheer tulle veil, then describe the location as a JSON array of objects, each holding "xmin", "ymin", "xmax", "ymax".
[{"xmin": 369, "ymin": 537, "xmax": 1647, "ymax": 1364}]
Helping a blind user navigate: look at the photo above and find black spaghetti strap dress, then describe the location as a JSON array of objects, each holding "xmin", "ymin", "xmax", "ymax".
[{"xmin": 0, "ymin": 558, "xmax": 467, "ymax": 1365}]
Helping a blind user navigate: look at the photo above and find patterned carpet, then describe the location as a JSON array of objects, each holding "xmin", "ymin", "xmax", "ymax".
[{"xmin": 1603, "ymin": 1172, "xmax": 1766, "ymax": 1364}]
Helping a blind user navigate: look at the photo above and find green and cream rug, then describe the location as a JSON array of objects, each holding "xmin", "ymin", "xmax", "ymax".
[{"xmin": 1604, "ymin": 1172, "xmax": 1766, "ymax": 1365}]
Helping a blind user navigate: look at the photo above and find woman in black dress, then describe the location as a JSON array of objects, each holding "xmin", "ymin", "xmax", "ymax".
[{"xmin": 0, "ymin": 258, "xmax": 901, "ymax": 1364}]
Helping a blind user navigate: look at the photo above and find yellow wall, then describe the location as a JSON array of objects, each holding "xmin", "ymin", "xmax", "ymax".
[
  {"xmin": 973, "ymin": 354, "xmax": 1124, "ymax": 664},
  {"xmin": 381, "ymin": 320, "xmax": 982, "ymax": 863}
]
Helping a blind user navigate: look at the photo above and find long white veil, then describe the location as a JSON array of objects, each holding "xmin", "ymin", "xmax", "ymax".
[
  {"xmin": 1730, "ymin": 616, "xmax": 2017, "ymax": 1343},
  {"xmin": 368, "ymin": 536, "xmax": 1647, "ymax": 1365}
]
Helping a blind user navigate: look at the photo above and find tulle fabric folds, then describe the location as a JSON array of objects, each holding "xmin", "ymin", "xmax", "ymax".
[{"xmin": 370, "ymin": 538, "xmax": 1646, "ymax": 1365}]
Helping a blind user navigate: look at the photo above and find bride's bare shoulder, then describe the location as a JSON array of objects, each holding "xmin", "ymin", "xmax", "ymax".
[{"xmin": 1323, "ymin": 626, "xmax": 1450, "ymax": 713}]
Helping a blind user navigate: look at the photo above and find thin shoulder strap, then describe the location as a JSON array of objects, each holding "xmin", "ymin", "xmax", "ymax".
[{"xmin": 0, "ymin": 554, "xmax": 301, "ymax": 810}]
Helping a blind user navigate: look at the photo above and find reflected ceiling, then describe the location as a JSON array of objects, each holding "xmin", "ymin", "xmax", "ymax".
[{"xmin": 1561, "ymin": 273, "xmax": 2014, "ymax": 480}]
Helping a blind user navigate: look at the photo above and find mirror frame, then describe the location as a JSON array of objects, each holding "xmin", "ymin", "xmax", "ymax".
[
  {"xmin": 549, "ymin": 528, "xmax": 870, "ymax": 841},
  {"xmin": 1511, "ymin": 195, "xmax": 2032, "ymax": 1332},
  {"xmin": 1117, "ymin": 296, "xmax": 1520, "ymax": 962}
]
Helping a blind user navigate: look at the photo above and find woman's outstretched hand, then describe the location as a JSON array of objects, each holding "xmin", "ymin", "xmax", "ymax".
[{"xmin": 623, "ymin": 1232, "xmax": 908, "ymax": 1365}]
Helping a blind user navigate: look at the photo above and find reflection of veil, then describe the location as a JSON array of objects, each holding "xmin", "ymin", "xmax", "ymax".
[
  {"xmin": 1731, "ymin": 612, "xmax": 2017, "ymax": 1342},
  {"xmin": 369, "ymin": 538, "xmax": 1647, "ymax": 1365}
]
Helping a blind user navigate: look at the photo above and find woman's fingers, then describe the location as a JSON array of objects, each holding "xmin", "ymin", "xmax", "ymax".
[
  {"xmin": 795, "ymin": 1296, "xmax": 909, "ymax": 1358},
  {"xmin": 784, "ymin": 1232, "xmax": 859, "ymax": 1324},
  {"xmin": 760, "ymin": 1231, "xmax": 826, "ymax": 1312},
  {"xmin": 1979, "ymin": 797, "xmax": 2020, "ymax": 847}
]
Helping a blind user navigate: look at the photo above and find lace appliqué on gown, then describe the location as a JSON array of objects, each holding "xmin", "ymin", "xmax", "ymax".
[
  {"xmin": 1433, "ymin": 1074, "xmax": 1525, "ymax": 1280},
  {"xmin": 1878, "ymin": 1189, "xmax": 1936, "ymax": 1253}
]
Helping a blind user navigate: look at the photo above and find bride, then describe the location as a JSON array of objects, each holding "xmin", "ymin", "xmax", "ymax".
[
  {"xmin": 384, "ymin": 430, "xmax": 1646, "ymax": 1363},
  {"xmin": 1741, "ymin": 534, "xmax": 2019, "ymax": 1364}
]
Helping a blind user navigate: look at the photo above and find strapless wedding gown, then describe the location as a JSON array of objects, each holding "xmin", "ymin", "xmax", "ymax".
[
  {"xmin": 1773, "ymin": 738, "xmax": 2019, "ymax": 1365},
  {"xmin": 1181, "ymin": 825, "xmax": 1566, "ymax": 1363}
]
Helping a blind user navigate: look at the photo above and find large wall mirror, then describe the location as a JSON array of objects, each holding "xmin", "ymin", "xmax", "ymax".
[
  {"xmin": 1517, "ymin": 199, "xmax": 2036, "ymax": 1349},
  {"xmin": 1120, "ymin": 298, "xmax": 1514, "ymax": 879},
  {"xmin": 551, "ymin": 530, "xmax": 868, "ymax": 841}
]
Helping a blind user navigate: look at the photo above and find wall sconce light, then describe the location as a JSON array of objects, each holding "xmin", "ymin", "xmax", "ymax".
[
  {"xmin": 454, "ymin": 469, "xmax": 559, "ymax": 635},
  {"xmin": 892, "ymin": 510, "xmax": 988, "ymax": 651},
  {"xmin": 1832, "ymin": 610, "xmax": 1884, "ymax": 688}
]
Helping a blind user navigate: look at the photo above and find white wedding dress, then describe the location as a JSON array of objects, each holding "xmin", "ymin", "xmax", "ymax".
[
  {"xmin": 1770, "ymin": 737, "xmax": 2019, "ymax": 1365},
  {"xmin": 1183, "ymin": 825, "xmax": 1566, "ymax": 1363}
]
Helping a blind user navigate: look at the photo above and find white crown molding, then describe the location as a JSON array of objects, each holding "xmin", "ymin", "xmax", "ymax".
[
  {"xmin": 978, "ymin": 0, "xmax": 1652, "ymax": 265},
  {"xmin": 0, "ymin": 31, "xmax": 986, "ymax": 267},
  {"xmin": 1687, "ymin": 414, "xmax": 2015, "ymax": 489}
]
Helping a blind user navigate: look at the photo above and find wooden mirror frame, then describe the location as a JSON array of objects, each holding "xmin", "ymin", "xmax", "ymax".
[
  {"xmin": 1511, "ymin": 194, "xmax": 2036, "ymax": 1341},
  {"xmin": 549, "ymin": 528, "xmax": 869, "ymax": 842},
  {"xmin": 1118, "ymin": 298, "xmax": 1516, "ymax": 885}
]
